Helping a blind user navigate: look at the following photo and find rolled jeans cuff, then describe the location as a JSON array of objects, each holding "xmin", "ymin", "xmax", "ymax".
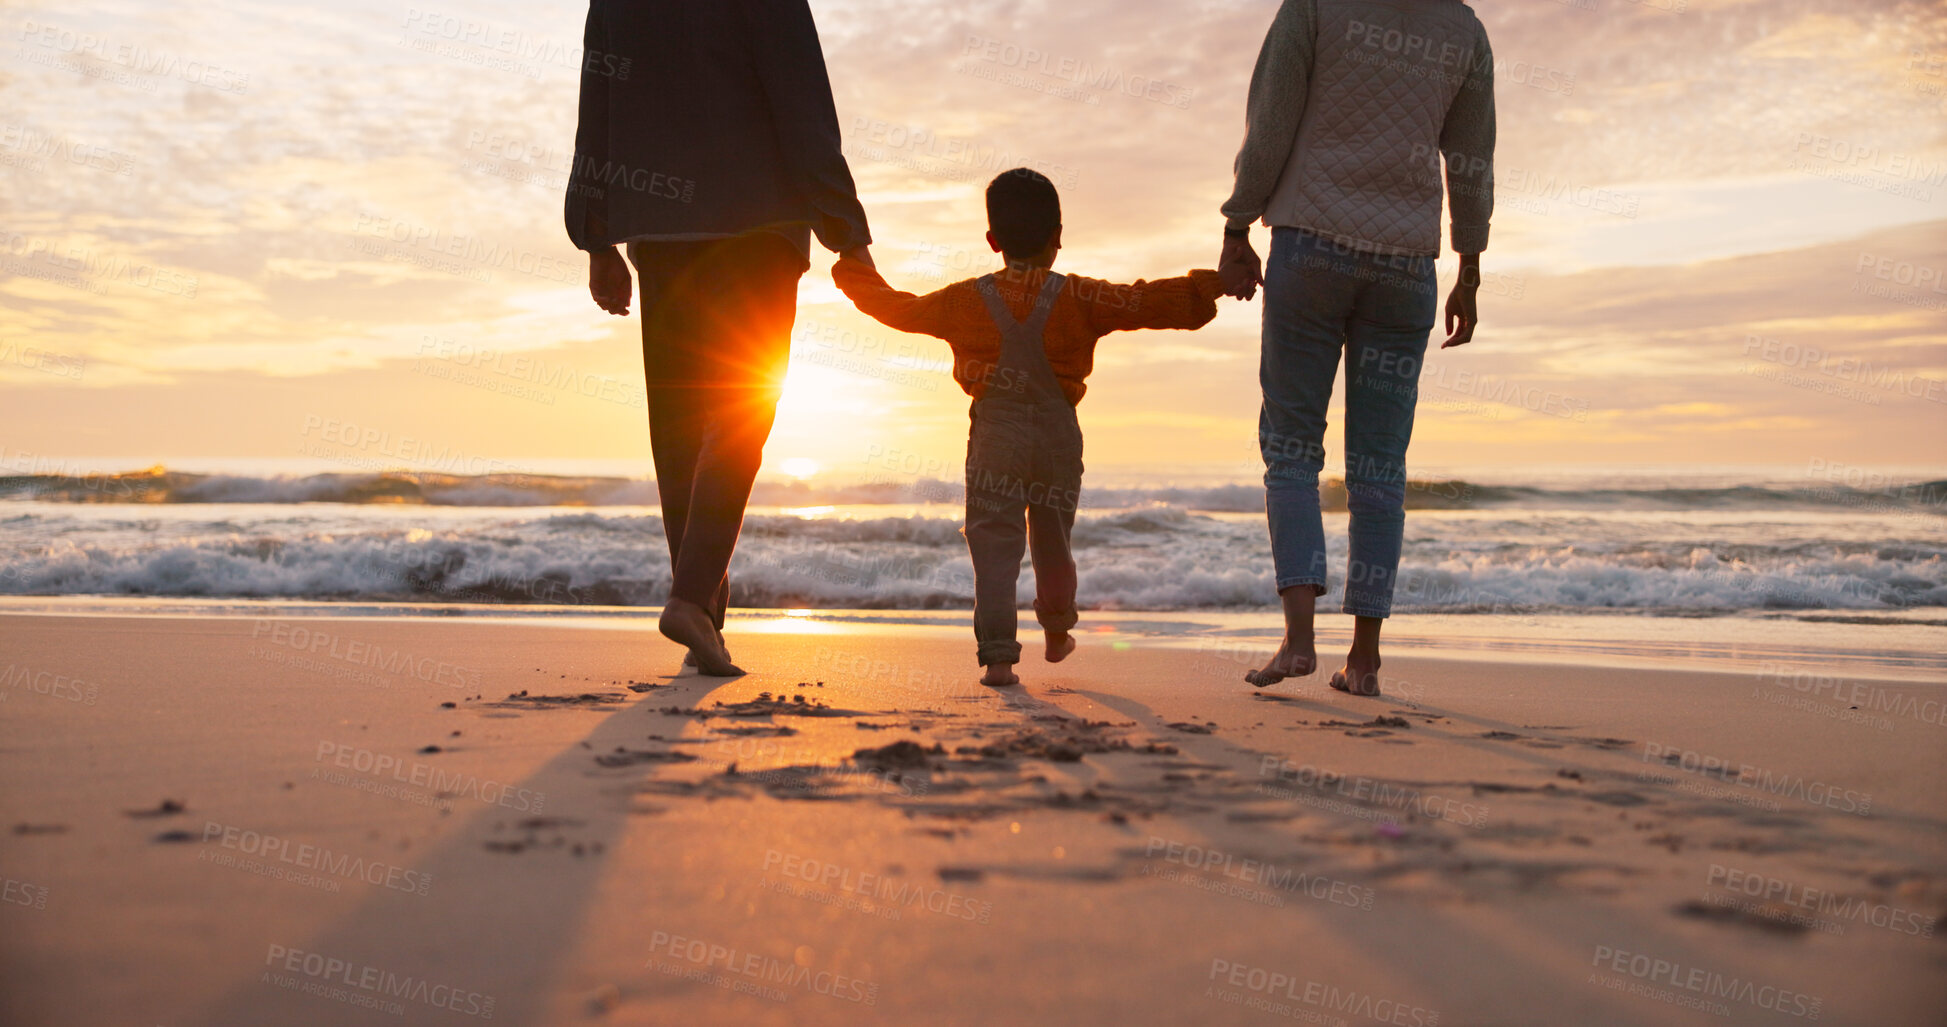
[
  {"xmin": 1276, "ymin": 577, "xmax": 1327, "ymax": 596},
  {"xmin": 1033, "ymin": 600, "xmax": 1078, "ymax": 634},
  {"xmin": 1342, "ymin": 602, "xmax": 1393, "ymax": 619},
  {"xmin": 977, "ymin": 640, "xmax": 1023, "ymax": 667}
]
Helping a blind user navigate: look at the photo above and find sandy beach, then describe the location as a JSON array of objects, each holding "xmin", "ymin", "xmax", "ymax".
[
  {"xmin": 6, "ymin": 0, "xmax": 1946, "ymax": 1022},
  {"xmin": 0, "ymin": 610, "xmax": 1942, "ymax": 1026}
]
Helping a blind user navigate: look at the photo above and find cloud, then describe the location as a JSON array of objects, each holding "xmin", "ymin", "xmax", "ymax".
[{"xmin": 1, "ymin": 0, "xmax": 1940, "ymax": 472}]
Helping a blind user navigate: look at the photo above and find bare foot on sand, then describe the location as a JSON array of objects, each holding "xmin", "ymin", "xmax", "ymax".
[
  {"xmin": 1044, "ymin": 630, "xmax": 1076, "ymax": 663},
  {"xmin": 1328, "ymin": 647, "xmax": 1381, "ymax": 696},
  {"xmin": 981, "ymin": 663, "xmax": 1021, "ymax": 687},
  {"xmin": 1245, "ymin": 637, "xmax": 1316, "ymax": 688},
  {"xmin": 682, "ymin": 629, "xmax": 730, "ymax": 668},
  {"xmin": 661, "ymin": 600, "xmax": 742, "ymax": 676}
]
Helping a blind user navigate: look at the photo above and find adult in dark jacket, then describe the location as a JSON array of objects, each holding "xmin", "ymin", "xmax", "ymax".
[{"xmin": 567, "ymin": 0, "xmax": 873, "ymax": 675}]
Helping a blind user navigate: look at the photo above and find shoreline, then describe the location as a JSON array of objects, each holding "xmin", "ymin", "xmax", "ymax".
[{"xmin": 2, "ymin": 596, "xmax": 1943, "ymax": 682}]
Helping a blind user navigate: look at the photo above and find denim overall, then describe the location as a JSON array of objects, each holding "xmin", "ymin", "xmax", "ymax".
[{"xmin": 964, "ymin": 271, "xmax": 1083, "ymax": 666}]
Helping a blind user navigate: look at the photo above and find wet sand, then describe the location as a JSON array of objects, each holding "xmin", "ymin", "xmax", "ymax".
[{"xmin": 1, "ymin": 612, "xmax": 1942, "ymax": 1026}]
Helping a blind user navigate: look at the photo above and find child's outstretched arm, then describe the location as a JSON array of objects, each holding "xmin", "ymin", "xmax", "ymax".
[
  {"xmin": 831, "ymin": 256, "xmax": 956, "ymax": 339},
  {"xmin": 1078, "ymin": 269, "xmax": 1227, "ymax": 336}
]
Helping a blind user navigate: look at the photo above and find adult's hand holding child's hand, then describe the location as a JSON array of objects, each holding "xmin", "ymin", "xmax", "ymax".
[{"xmin": 1218, "ymin": 233, "xmax": 1262, "ymax": 301}]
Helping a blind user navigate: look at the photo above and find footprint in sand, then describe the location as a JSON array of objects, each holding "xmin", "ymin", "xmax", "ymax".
[
  {"xmin": 1672, "ymin": 899, "xmax": 1808, "ymax": 935},
  {"xmin": 123, "ymin": 799, "xmax": 187, "ymax": 818},
  {"xmin": 492, "ymin": 690, "xmax": 629, "ymax": 709},
  {"xmin": 593, "ymin": 748, "xmax": 700, "ymax": 767}
]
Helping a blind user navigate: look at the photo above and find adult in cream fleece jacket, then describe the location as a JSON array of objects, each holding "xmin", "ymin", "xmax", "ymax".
[
  {"xmin": 1221, "ymin": 0, "xmax": 1495, "ymax": 261},
  {"xmin": 1222, "ymin": 0, "xmax": 1497, "ymax": 699}
]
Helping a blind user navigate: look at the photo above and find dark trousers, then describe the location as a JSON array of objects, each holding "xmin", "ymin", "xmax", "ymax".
[{"xmin": 627, "ymin": 232, "xmax": 808, "ymax": 623}]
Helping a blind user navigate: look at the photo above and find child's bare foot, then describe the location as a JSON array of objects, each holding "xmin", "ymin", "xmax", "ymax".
[
  {"xmin": 661, "ymin": 599, "xmax": 742, "ymax": 677},
  {"xmin": 1244, "ymin": 637, "xmax": 1316, "ymax": 687},
  {"xmin": 1044, "ymin": 630, "xmax": 1076, "ymax": 663},
  {"xmin": 1328, "ymin": 647, "xmax": 1381, "ymax": 696},
  {"xmin": 981, "ymin": 663, "xmax": 1021, "ymax": 687}
]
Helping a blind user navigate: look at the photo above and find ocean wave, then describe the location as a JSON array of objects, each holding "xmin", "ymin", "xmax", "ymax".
[
  {"xmin": 4, "ymin": 468, "xmax": 1944, "ymax": 513},
  {"xmin": 2, "ymin": 508, "xmax": 1938, "ymax": 613}
]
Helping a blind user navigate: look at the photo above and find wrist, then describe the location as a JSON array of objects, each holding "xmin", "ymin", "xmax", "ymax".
[{"xmin": 1223, "ymin": 224, "xmax": 1249, "ymax": 240}]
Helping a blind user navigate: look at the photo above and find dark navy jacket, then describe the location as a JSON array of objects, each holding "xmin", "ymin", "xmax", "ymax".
[{"xmin": 564, "ymin": 0, "xmax": 871, "ymax": 255}]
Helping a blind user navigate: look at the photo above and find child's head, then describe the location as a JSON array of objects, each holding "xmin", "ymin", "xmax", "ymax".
[{"xmin": 985, "ymin": 168, "xmax": 1062, "ymax": 267}]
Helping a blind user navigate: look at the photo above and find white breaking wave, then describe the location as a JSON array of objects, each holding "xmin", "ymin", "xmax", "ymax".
[{"xmin": 1, "ymin": 507, "xmax": 1940, "ymax": 613}]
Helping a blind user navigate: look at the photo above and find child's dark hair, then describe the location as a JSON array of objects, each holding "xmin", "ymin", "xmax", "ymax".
[{"xmin": 985, "ymin": 168, "xmax": 1061, "ymax": 260}]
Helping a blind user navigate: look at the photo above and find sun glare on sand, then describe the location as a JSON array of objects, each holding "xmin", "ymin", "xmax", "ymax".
[{"xmin": 741, "ymin": 610, "xmax": 844, "ymax": 635}]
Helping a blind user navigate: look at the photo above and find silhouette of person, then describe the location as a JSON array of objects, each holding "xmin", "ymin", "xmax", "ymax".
[
  {"xmin": 566, "ymin": 0, "xmax": 873, "ymax": 675},
  {"xmin": 1216, "ymin": 0, "xmax": 1496, "ymax": 695}
]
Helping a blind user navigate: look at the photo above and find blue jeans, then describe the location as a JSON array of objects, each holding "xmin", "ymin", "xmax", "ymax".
[{"xmin": 1259, "ymin": 228, "xmax": 1436, "ymax": 618}]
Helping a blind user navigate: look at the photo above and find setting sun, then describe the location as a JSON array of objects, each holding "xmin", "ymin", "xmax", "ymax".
[{"xmin": 778, "ymin": 457, "xmax": 822, "ymax": 479}]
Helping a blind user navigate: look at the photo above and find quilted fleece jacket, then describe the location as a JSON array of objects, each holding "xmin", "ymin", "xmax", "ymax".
[{"xmin": 1222, "ymin": 0, "xmax": 1496, "ymax": 256}]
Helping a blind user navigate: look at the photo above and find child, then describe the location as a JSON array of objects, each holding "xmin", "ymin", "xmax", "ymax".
[{"xmin": 834, "ymin": 168, "xmax": 1226, "ymax": 686}]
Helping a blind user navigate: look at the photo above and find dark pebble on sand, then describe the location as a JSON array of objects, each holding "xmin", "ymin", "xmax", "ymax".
[
  {"xmin": 420, "ymin": 745, "xmax": 442, "ymax": 754},
  {"xmin": 440, "ymin": 702, "xmax": 456, "ymax": 709},
  {"xmin": 13, "ymin": 823, "xmax": 67, "ymax": 836},
  {"xmin": 938, "ymin": 867, "xmax": 984, "ymax": 882},
  {"xmin": 153, "ymin": 830, "xmax": 197, "ymax": 843},
  {"xmin": 124, "ymin": 799, "xmax": 186, "ymax": 818}
]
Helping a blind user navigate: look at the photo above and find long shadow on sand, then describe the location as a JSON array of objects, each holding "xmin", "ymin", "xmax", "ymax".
[{"xmin": 191, "ymin": 668, "xmax": 735, "ymax": 1027}]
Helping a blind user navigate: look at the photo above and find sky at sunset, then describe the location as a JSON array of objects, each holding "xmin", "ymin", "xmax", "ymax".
[{"xmin": 1, "ymin": 0, "xmax": 1943, "ymax": 483}]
